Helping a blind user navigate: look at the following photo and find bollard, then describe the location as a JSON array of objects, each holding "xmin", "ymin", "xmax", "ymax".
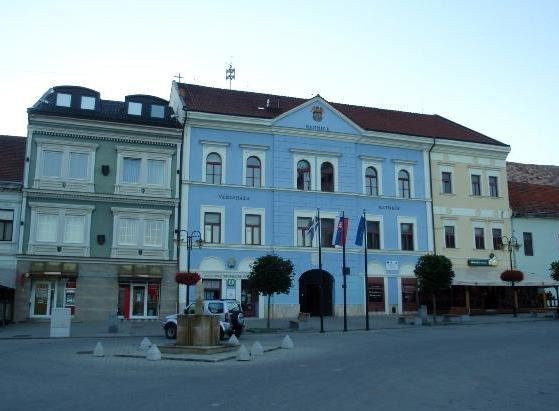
[
  {"xmin": 139, "ymin": 337, "xmax": 152, "ymax": 351},
  {"xmin": 281, "ymin": 335, "xmax": 294, "ymax": 349},
  {"xmin": 228, "ymin": 335, "xmax": 240, "ymax": 346},
  {"xmin": 146, "ymin": 344, "xmax": 161, "ymax": 361},
  {"xmin": 250, "ymin": 341, "xmax": 264, "ymax": 356},
  {"xmin": 237, "ymin": 345, "xmax": 251, "ymax": 361},
  {"xmin": 93, "ymin": 342, "xmax": 104, "ymax": 357}
]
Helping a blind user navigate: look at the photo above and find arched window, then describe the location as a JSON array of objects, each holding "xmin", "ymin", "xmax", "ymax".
[
  {"xmin": 206, "ymin": 152, "xmax": 222, "ymax": 184},
  {"xmin": 365, "ymin": 166, "xmax": 378, "ymax": 196},
  {"xmin": 321, "ymin": 162, "xmax": 334, "ymax": 192},
  {"xmin": 297, "ymin": 160, "xmax": 311, "ymax": 190},
  {"xmin": 246, "ymin": 156, "xmax": 261, "ymax": 187},
  {"xmin": 398, "ymin": 169, "xmax": 410, "ymax": 198}
]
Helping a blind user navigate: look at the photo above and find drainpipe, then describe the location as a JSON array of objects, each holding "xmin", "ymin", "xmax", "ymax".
[{"xmin": 428, "ymin": 138, "xmax": 437, "ymax": 255}]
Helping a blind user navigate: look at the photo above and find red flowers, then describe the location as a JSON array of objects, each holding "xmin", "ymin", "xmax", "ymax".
[
  {"xmin": 500, "ymin": 270, "xmax": 524, "ymax": 283},
  {"xmin": 175, "ymin": 272, "xmax": 201, "ymax": 286}
]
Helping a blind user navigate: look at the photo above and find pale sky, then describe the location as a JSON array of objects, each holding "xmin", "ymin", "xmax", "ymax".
[{"xmin": 1, "ymin": 0, "xmax": 558, "ymax": 165}]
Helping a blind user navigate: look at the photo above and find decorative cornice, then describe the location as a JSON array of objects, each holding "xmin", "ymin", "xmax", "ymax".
[{"xmin": 17, "ymin": 254, "xmax": 177, "ymax": 265}]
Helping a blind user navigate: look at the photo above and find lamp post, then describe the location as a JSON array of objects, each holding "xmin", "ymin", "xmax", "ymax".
[
  {"xmin": 500, "ymin": 235, "xmax": 522, "ymax": 317},
  {"xmin": 174, "ymin": 230, "xmax": 203, "ymax": 307}
]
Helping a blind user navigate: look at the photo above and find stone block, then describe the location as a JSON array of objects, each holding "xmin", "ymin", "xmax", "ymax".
[
  {"xmin": 237, "ymin": 344, "xmax": 251, "ymax": 361},
  {"xmin": 251, "ymin": 341, "xmax": 264, "ymax": 356},
  {"xmin": 146, "ymin": 345, "xmax": 161, "ymax": 361},
  {"xmin": 227, "ymin": 335, "xmax": 240, "ymax": 346},
  {"xmin": 50, "ymin": 308, "xmax": 71, "ymax": 337},
  {"xmin": 281, "ymin": 335, "xmax": 294, "ymax": 349}
]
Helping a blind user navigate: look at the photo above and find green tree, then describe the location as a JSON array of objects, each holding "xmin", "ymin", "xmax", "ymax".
[
  {"xmin": 414, "ymin": 254, "xmax": 455, "ymax": 321},
  {"xmin": 248, "ymin": 254, "xmax": 294, "ymax": 329},
  {"xmin": 550, "ymin": 261, "xmax": 559, "ymax": 315}
]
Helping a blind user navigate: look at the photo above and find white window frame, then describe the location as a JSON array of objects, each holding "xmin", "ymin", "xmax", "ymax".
[
  {"xmin": 241, "ymin": 145, "xmax": 268, "ymax": 188},
  {"xmin": 293, "ymin": 154, "xmax": 314, "ymax": 191},
  {"xmin": 469, "ymin": 168, "xmax": 483, "ymax": 196},
  {"xmin": 472, "ymin": 223, "xmax": 486, "ymax": 250},
  {"xmin": 115, "ymin": 146, "xmax": 173, "ymax": 197},
  {"xmin": 397, "ymin": 216, "xmax": 418, "ymax": 251},
  {"xmin": 490, "ymin": 222, "xmax": 504, "ymax": 250},
  {"xmin": 0, "ymin": 209, "xmax": 14, "ymax": 243},
  {"xmin": 34, "ymin": 139, "xmax": 97, "ymax": 192},
  {"xmin": 28, "ymin": 202, "xmax": 94, "ymax": 256},
  {"xmin": 241, "ymin": 207, "xmax": 266, "ymax": 246},
  {"xmin": 80, "ymin": 96, "xmax": 96, "ymax": 110},
  {"xmin": 56, "ymin": 93, "xmax": 71, "ymax": 107},
  {"xmin": 293, "ymin": 210, "xmax": 337, "ymax": 247},
  {"xmin": 111, "ymin": 207, "xmax": 171, "ymax": 259},
  {"xmin": 487, "ymin": 170, "xmax": 501, "ymax": 198},
  {"xmin": 366, "ymin": 214, "xmax": 384, "ymax": 250},
  {"xmin": 393, "ymin": 160, "xmax": 415, "ymax": 199},
  {"xmin": 201, "ymin": 141, "xmax": 229, "ymax": 184},
  {"xmin": 317, "ymin": 156, "xmax": 339, "ymax": 193},
  {"xmin": 439, "ymin": 164, "xmax": 454, "ymax": 195},
  {"xmin": 200, "ymin": 205, "xmax": 225, "ymax": 244},
  {"xmin": 442, "ymin": 218, "xmax": 458, "ymax": 249},
  {"xmin": 361, "ymin": 156, "xmax": 383, "ymax": 196}
]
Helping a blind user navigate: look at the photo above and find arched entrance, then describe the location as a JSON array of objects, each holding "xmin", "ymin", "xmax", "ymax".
[{"xmin": 299, "ymin": 269, "xmax": 334, "ymax": 316}]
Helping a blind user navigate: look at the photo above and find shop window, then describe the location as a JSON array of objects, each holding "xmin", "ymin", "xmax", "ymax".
[
  {"xmin": 117, "ymin": 283, "xmax": 159, "ymax": 318},
  {"xmin": 203, "ymin": 279, "xmax": 221, "ymax": 300}
]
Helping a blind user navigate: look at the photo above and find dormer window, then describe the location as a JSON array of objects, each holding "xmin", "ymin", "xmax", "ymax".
[
  {"xmin": 128, "ymin": 102, "xmax": 142, "ymax": 115},
  {"xmin": 151, "ymin": 104, "xmax": 165, "ymax": 118},
  {"xmin": 81, "ymin": 96, "xmax": 96, "ymax": 110},
  {"xmin": 56, "ymin": 93, "xmax": 71, "ymax": 107}
]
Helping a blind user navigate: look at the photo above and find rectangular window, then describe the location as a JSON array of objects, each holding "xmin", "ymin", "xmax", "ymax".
[
  {"xmin": 366, "ymin": 221, "xmax": 380, "ymax": 250},
  {"xmin": 144, "ymin": 220, "xmax": 163, "ymax": 247},
  {"xmin": 204, "ymin": 212, "xmax": 221, "ymax": 244},
  {"xmin": 63, "ymin": 215, "xmax": 85, "ymax": 244},
  {"xmin": 321, "ymin": 218, "xmax": 335, "ymax": 248},
  {"xmin": 523, "ymin": 232, "xmax": 533, "ymax": 256},
  {"xmin": 475, "ymin": 227, "xmax": 485, "ymax": 249},
  {"xmin": 151, "ymin": 105, "xmax": 165, "ymax": 118},
  {"xmin": 146, "ymin": 159, "xmax": 165, "ymax": 185},
  {"xmin": 471, "ymin": 174, "xmax": 481, "ymax": 196},
  {"xmin": 122, "ymin": 157, "xmax": 141, "ymax": 183},
  {"xmin": 492, "ymin": 228, "xmax": 503, "ymax": 250},
  {"xmin": 400, "ymin": 223, "xmax": 414, "ymax": 251},
  {"xmin": 68, "ymin": 152, "xmax": 88, "ymax": 179},
  {"xmin": 489, "ymin": 176, "xmax": 499, "ymax": 197},
  {"xmin": 203, "ymin": 279, "xmax": 222, "ymax": 300},
  {"xmin": 442, "ymin": 172, "xmax": 452, "ymax": 194},
  {"xmin": 444, "ymin": 226, "xmax": 456, "ymax": 248},
  {"xmin": 80, "ymin": 96, "xmax": 95, "ymax": 110},
  {"xmin": 36, "ymin": 214, "xmax": 58, "ymax": 242},
  {"xmin": 297, "ymin": 217, "xmax": 312, "ymax": 247},
  {"xmin": 245, "ymin": 214, "xmax": 261, "ymax": 245},
  {"xmin": 128, "ymin": 102, "xmax": 142, "ymax": 115},
  {"xmin": 118, "ymin": 218, "xmax": 139, "ymax": 245},
  {"xmin": 0, "ymin": 209, "xmax": 14, "ymax": 241},
  {"xmin": 42, "ymin": 150, "xmax": 63, "ymax": 177},
  {"xmin": 56, "ymin": 93, "xmax": 71, "ymax": 107}
]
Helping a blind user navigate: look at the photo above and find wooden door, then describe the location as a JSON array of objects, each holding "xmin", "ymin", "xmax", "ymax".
[{"xmin": 367, "ymin": 277, "xmax": 385, "ymax": 312}]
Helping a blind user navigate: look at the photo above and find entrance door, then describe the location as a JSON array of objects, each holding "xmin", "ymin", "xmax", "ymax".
[
  {"xmin": 367, "ymin": 277, "xmax": 385, "ymax": 312},
  {"xmin": 299, "ymin": 270, "xmax": 333, "ymax": 316},
  {"xmin": 401, "ymin": 278, "xmax": 418, "ymax": 312},
  {"xmin": 32, "ymin": 282, "xmax": 51, "ymax": 317},
  {"xmin": 241, "ymin": 279, "xmax": 259, "ymax": 317},
  {"xmin": 131, "ymin": 285, "xmax": 146, "ymax": 317}
]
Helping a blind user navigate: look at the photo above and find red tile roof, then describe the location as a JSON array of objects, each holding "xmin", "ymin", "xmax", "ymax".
[
  {"xmin": 507, "ymin": 162, "xmax": 559, "ymax": 187},
  {"xmin": 508, "ymin": 181, "xmax": 559, "ymax": 217},
  {"xmin": 0, "ymin": 135, "xmax": 26, "ymax": 183},
  {"xmin": 178, "ymin": 83, "xmax": 508, "ymax": 147}
]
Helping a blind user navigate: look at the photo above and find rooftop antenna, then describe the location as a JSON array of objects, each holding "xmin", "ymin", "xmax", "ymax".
[
  {"xmin": 174, "ymin": 73, "xmax": 183, "ymax": 83},
  {"xmin": 225, "ymin": 62, "xmax": 235, "ymax": 90}
]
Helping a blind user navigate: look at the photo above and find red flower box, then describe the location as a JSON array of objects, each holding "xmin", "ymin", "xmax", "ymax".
[
  {"xmin": 175, "ymin": 272, "xmax": 201, "ymax": 286},
  {"xmin": 500, "ymin": 269, "xmax": 524, "ymax": 283}
]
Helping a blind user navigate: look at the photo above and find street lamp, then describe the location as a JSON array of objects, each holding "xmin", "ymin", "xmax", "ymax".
[
  {"xmin": 174, "ymin": 230, "xmax": 203, "ymax": 306},
  {"xmin": 500, "ymin": 235, "xmax": 522, "ymax": 317}
]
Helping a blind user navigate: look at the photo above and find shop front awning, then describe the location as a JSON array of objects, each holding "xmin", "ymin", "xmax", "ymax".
[
  {"xmin": 453, "ymin": 267, "xmax": 559, "ymax": 287},
  {"xmin": 29, "ymin": 262, "xmax": 79, "ymax": 277},
  {"xmin": 117, "ymin": 265, "xmax": 163, "ymax": 281}
]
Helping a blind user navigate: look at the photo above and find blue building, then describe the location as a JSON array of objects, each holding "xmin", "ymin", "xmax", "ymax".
[{"xmin": 170, "ymin": 83, "xmax": 440, "ymax": 318}]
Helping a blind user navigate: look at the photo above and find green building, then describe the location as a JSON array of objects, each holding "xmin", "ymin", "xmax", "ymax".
[{"xmin": 15, "ymin": 86, "xmax": 182, "ymax": 322}]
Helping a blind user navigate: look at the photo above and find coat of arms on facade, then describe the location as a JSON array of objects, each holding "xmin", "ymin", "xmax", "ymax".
[{"xmin": 312, "ymin": 105, "xmax": 323, "ymax": 122}]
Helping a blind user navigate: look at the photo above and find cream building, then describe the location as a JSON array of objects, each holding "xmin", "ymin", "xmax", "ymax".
[{"xmin": 430, "ymin": 138, "xmax": 517, "ymax": 313}]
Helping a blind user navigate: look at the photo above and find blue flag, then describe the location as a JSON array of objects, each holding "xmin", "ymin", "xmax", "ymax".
[{"xmin": 355, "ymin": 215, "xmax": 366, "ymax": 246}]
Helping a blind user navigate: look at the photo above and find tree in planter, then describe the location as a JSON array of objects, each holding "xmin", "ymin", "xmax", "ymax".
[
  {"xmin": 414, "ymin": 254, "xmax": 455, "ymax": 322},
  {"xmin": 247, "ymin": 254, "xmax": 294, "ymax": 329},
  {"xmin": 550, "ymin": 261, "xmax": 559, "ymax": 316}
]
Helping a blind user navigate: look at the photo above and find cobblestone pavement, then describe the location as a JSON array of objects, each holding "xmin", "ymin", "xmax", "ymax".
[{"xmin": 1, "ymin": 320, "xmax": 558, "ymax": 410}]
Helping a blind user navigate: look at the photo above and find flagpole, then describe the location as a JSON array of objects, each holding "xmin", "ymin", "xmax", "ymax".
[
  {"xmin": 318, "ymin": 209, "xmax": 324, "ymax": 333},
  {"xmin": 364, "ymin": 210, "xmax": 370, "ymax": 331},
  {"xmin": 342, "ymin": 210, "xmax": 347, "ymax": 332}
]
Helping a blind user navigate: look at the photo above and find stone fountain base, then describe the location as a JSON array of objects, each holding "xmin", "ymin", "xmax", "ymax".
[{"xmin": 176, "ymin": 313, "xmax": 220, "ymax": 347}]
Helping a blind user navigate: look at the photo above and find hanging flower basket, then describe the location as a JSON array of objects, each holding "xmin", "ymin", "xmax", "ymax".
[
  {"xmin": 500, "ymin": 269, "xmax": 524, "ymax": 283},
  {"xmin": 175, "ymin": 272, "xmax": 201, "ymax": 286}
]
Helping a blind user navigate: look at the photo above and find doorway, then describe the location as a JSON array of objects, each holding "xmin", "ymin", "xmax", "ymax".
[
  {"xmin": 31, "ymin": 281, "xmax": 52, "ymax": 317},
  {"xmin": 367, "ymin": 277, "xmax": 385, "ymax": 312},
  {"xmin": 299, "ymin": 270, "xmax": 333, "ymax": 316},
  {"xmin": 241, "ymin": 279, "xmax": 259, "ymax": 317}
]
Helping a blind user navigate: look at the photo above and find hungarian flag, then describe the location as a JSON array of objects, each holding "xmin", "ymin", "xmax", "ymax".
[{"xmin": 333, "ymin": 216, "xmax": 349, "ymax": 246}]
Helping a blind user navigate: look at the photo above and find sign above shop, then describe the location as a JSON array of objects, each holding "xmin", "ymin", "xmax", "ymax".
[{"xmin": 467, "ymin": 255, "xmax": 498, "ymax": 267}]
